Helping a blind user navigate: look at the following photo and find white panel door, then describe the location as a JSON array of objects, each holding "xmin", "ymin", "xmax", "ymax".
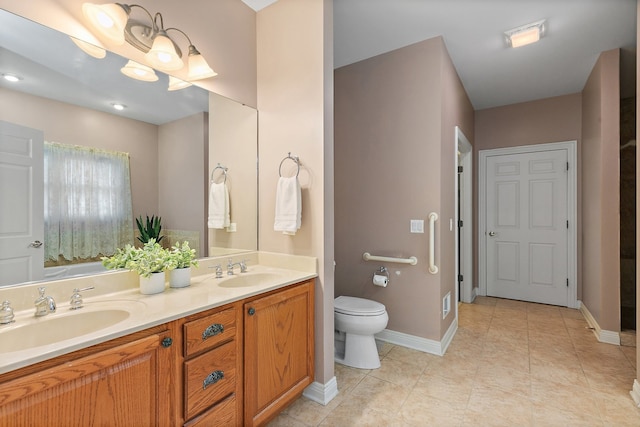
[
  {"xmin": 485, "ymin": 149, "xmax": 568, "ymax": 306},
  {"xmin": 0, "ymin": 121, "xmax": 44, "ymax": 286}
]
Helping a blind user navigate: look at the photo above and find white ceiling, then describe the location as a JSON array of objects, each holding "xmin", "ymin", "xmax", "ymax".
[{"xmin": 334, "ymin": 0, "xmax": 637, "ymax": 110}]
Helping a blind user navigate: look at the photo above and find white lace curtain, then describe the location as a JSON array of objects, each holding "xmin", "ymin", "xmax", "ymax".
[{"xmin": 44, "ymin": 142, "xmax": 134, "ymax": 262}]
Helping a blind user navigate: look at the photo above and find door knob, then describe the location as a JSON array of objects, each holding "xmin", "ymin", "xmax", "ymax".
[
  {"xmin": 488, "ymin": 231, "xmax": 496, "ymax": 237},
  {"xmin": 29, "ymin": 241, "xmax": 43, "ymax": 248}
]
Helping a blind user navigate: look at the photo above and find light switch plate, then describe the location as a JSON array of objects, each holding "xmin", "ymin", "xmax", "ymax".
[{"xmin": 410, "ymin": 220, "xmax": 424, "ymax": 233}]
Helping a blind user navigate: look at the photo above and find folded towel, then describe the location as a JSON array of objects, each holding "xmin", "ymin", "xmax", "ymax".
[
  {"xmin": 208, "ymin": 182, "xmax": 230, "ymax": 229},
  {"xmin": 274, "ymin": 176, "xmax": 301, "ymax": 235}
]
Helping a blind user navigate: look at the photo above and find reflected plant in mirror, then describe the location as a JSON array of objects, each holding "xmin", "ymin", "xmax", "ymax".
[{"xmin": 0, "ymin": 9, "xmax": 258, "ymax": 288}]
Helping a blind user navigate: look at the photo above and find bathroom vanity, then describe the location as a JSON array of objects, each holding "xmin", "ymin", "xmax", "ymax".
[{"xmin": 0, "ymin": 253, "xmax": 315, "ymax": 427}]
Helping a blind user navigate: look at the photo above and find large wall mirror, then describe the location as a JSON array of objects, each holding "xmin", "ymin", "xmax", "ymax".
[{"xmin": 0, "ymin": 8, "xmax": 258, "ymax": 288}]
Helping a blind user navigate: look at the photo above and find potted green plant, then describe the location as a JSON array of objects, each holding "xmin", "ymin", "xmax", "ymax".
[
  {"xmin": 102, "ymin": 238, "xmax": 170, "ymax": 295},
  {"xmin": 167, "ymin": 241, "xmax": 199, "ymax": 288},
  {"xmin": 136, "ymin": 215, "xmax": 164, "ymax": 244}
]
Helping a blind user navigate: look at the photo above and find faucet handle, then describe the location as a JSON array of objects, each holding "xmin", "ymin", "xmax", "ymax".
[
  {"xmin": 70, "ymin": 287, "xmax": 95, "ymax": 310},
  {"xmin": 0, "ymin": 301, "xmax": 14, "ymax": 325},
  {"xmin": 240, "ymin": 259, "xmax": 248, "ymax": 273}
]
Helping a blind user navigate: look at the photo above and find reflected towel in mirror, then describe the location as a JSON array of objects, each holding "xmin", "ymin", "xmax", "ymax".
[
  {"xmin": 274, "ymin": 176, "xmax": 301, "ymax": 235},
  {"xmin": 208, "ymin": 182, "xmax": 230, "ymax": 229}
]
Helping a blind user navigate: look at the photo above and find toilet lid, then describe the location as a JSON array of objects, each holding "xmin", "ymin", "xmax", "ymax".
[{"xmin": 334, "ymin": 296, "xmax": 386, "ymax": 316}]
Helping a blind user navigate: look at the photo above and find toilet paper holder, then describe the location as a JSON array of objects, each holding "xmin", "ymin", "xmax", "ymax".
[{"xmin": 375, "ymin": 266, "xmax": 389, "ymax": 280}]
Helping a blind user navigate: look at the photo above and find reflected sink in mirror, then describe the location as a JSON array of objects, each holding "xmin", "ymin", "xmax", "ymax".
[
  {"xmin": 217, "ymin": 272, "xmax": 285, "ymax": 288},
  {"xmin": 0, "ymin": 303, "xmax": 143, "ymax": 352}
]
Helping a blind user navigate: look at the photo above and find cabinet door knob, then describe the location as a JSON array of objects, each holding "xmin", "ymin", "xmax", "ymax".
[
  {"xmin": 161, "ymin": 337, "xmax": 173, "ymax": 348},
  {"xmin": 248, "ymin": 307, "xmax": 255, "ymax": 316}
]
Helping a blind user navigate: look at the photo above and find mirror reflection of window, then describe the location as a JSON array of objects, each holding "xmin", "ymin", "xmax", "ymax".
[{"xmin": 44, "ymin": 142, "xmax": 134, "ymax": 264}]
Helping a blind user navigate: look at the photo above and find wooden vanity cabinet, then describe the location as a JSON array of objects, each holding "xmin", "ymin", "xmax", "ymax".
[
  {"xmin": 243, "ymin": 280, "xmax": 315, "ymax": 426},
  {"xmin": 0, "ymin": 278, "xmax": 315, "ymax": 427},
  {"xmin": 0, "ymin": 324, "xmax": 180, "ymax": 427},
  {"xmin": 182, "ymin": 303, "xmax": 243, "ymax": 426}
]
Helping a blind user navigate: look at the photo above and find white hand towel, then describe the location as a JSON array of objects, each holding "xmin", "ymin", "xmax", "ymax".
[
  {"xmin": 208, "ymin": 182, "xmax": 230, "ymax": 229},
  {"xmin": 274, "ymin": 176, "xmax": 301, "ymax": 235}
]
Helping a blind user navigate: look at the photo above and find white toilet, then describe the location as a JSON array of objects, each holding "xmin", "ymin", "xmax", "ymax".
[{"xmin": 334, "ymin": 296, "xmax": 389, "ymax": 369}]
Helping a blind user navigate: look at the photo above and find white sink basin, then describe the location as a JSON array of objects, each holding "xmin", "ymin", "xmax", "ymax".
[
  {"xmin": 217, "ymin": 272, "xmax": 284, "ymax": 288},
  {"xmin": 1, "ymin": 306, "xmax": 138, "ymax": 352}
]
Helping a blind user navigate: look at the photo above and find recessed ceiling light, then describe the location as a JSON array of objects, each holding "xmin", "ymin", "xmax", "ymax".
[
  {"xmin": 2, "ymin": 73, "xmax": 23, "ymax": 83},
  {"xmin": 111, "ymin": 103, "xmax": 127, "ymax": 111},
  {"xmin": 505, "ymin": 19, "xmax": 546, "ymax": 48}
]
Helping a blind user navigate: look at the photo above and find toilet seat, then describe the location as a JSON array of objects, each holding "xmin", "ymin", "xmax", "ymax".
[{"xmin": 334, "ymin": 296, "xmax": 386, "ymax": 316}]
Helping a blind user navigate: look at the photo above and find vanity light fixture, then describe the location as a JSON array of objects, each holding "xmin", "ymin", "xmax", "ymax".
[
  {"xmin": 1, "ymin": 73, "xmax": 22, "ymax": 83},
  {"xmin": 168, "ymin": 75, "xmax": 192, "ymax": 91},
  {"xmin": 505, "ymin": 19, "xmax": 546, "ymax": 48},
  {"xmin": 111, "ymin": 102, "xmax": 127, "ymax": 111},
  {"xmin": 70, "ymin": 36, "xmax": 107, "ymax": 59},
  {"xmin": 120, "ymin": 60, "xmax": 159, "ymax": 82},
  {"xmin": 82, "ymin": 2, "xmax": 217, "ymax": 80}
]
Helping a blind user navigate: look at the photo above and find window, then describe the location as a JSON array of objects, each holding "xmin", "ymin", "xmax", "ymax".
[{"xmin": 44, "ymin": 142, "xmax": 134, "ymax": 262}]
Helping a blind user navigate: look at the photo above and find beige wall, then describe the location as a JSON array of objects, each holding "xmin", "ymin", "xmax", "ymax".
[
  {"xmin": 582, "ymin": 49, "xmax": 621, "ymax": 332},
  {"xmin": 0, "ymin": 0, "xmax": 257, "ymax": 107},
  {"xmin": 257, "ymin": 0, "xmax": 334, "ymax": 386},
  {"xmin": 1, "ymin": 87, "xmax": 158, "ymax": 219},
  {"xmin": 158, "ymin": 113, "xmax": 208, "ymax": 256},
  {"xmin": 335, "ymin": 37, "xmax": 473, "ymax": 341},
  {"xmin": 474, "ymin": 94, "xmax": 583, "ymax": 290}
]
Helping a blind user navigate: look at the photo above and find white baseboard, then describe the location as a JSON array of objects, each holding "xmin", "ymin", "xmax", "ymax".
[
  {"xmin": 303, "ymin": 376, "xmax": 338, "ymax": 406},
  {"xmin": 375, "ymin": 318, "xmax": 458, "ymax": 357},
  {"xmin": 631, "ymin": 380, "xmax": 640, "ymax": 407},
  {"xmin": 579, "ymin": 302, "xmax": 621, "ymax": 345}
]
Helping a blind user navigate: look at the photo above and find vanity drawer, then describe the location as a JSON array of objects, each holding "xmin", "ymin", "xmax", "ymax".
[
  {"xmin": 184, "ymin": 307, "xmax": 236, "ymax": 357},
  {"xmin": 184, "ymin": 340, "xmax": 237, "ymax": 420},
  {"xmin": 183, "ymin": 394, "xmax": 237, "ymax": 427}
]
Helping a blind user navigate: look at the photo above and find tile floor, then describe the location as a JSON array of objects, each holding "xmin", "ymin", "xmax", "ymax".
[{"xmin": 268, "ymin": 296, "xmax": 640, "ymax": 426}]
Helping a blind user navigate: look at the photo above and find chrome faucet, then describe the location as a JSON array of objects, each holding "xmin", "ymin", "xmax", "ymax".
[
  {"xmin": 69, "ymin": 287, "xmax": 95, "ymax": 310},
  {"xmin": 0, "ymin": 301, "xmax": 14, "ymax": 324},
  {"xmin": 210, "ymin": 264, "xmax": 224, "ymax": 278},
  {"xmin": 227, "ymin": 259, "xmax": 248, "ymax": 275},
  {"xmin": 34, "ymin": 287, "xmax": 56, "ymax": 317}
]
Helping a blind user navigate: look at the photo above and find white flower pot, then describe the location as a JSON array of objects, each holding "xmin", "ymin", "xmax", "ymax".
[
  {"xmin": 169, "ymin": 267, "xmax": 191, "ymax": 288},
  {"xmin": 139, "ymin": 272, "xmax": 166, "ymax": 295}
]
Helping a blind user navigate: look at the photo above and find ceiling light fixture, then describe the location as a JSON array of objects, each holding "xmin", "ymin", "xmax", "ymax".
[
  {"xmin": 168, "ymin": 75, "xmax": 192, "ymax": 91},
  {"xmin": 82, "ymin": 2, "xmax": 217, "ymax": 80},
  {"xmin": 111, "ymin": 102, "xmax": 127, "ymax": 111},
  {"xmin": 70, "ymin": 36, "xmax": 107, "ymax": 59},
  {"xmin": 505, "ymin": 19, "xmax": 546, "ymax": 48},
  {"xmin": 120, "ymin": 59, "xmax": 159, "ymax": 82},
  {"xmin": 2, "ymin": 73, "xmax": 23, "ymax": 83}
]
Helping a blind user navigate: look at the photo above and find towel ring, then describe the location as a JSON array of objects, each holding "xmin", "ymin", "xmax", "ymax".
[
  {"xmin": 279, "ymin": 152, "xmax": 300, "ymax": 178},
  {"xmin": 211, "ymin": 163, "xmax": 228, "ymax": 184}
]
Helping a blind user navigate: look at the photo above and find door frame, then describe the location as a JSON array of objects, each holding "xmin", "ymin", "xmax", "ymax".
[
  {"xmin": 455, "ymin": 127, "xmax": 474, "ymax": 304},
  {"xmin": 478, "ymin": 141, "xmax": 578, "ymax": 308}
]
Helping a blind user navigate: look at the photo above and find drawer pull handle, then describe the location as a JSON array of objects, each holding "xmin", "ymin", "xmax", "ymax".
[
  {"xmin": 203, "ymin": 370, "xmax": 224, "ymax": 389},
  {"xmin": 202, "ymin": 324, "xmax": 224, "ymax": 340}
]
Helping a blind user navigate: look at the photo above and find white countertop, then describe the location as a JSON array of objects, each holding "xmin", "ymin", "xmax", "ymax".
[{"xmin": 0, "ymin": 252, "xmax": 317, "ymax": 374}]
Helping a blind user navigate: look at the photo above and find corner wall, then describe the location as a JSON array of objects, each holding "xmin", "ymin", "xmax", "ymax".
[
  {"xmin": 581, "ymin": 49, "xmax": 621, "ymax": 332},
  {"xmin": 334, "ymin": 37, "xmax": 473, "ymax": 342},
  {"xmin": 256, "ymin": 0, "xmax": 335, "ymax": 394}
]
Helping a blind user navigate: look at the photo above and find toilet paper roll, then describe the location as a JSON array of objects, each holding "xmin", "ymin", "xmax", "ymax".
[{"xmin": 373, "ymin": 274, "xmax": 388, "ymax": 287}]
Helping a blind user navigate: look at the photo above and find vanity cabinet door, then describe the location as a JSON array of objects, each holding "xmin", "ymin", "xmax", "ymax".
[
  {"xmin": 243, "ymin": 280, "xmax": 314, "ymax": 427},
  {"xmin": 0, "ymin": 331, "xmax": 175, "ymax": 427}
]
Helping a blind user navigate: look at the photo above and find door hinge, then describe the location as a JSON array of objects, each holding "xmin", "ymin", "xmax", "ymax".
[
  {"xmin": 566, "ymin": 220, "xmax": 569, "ymax": 229},
  {"xmin": 566, "ymin": 162, "xmax": 569, "ymax": 171},
  {"xmin": 458, "ymin": 274, "xmax": 464, "ymax": 282},
  {"xmin": 566, "ymin": 278, "xmax": 569, "ymax": 287},
  {"xmin": 458, "ymin": 220, "xmax": 463, "ymax": 228},
  {"xmin": 458, "ymin": 166, "xmax": 463, "ymax": 173}
]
